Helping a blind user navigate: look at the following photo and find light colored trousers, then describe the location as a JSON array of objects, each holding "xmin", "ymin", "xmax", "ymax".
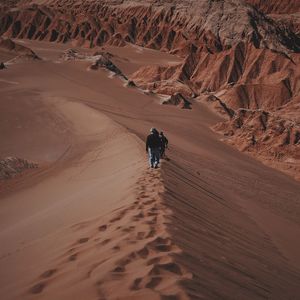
[{"xmin": 148, "ymin": 147, "xmax": 160, "ymax": 167}]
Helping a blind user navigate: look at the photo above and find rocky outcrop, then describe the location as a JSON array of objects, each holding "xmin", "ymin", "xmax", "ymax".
[
  {"xmin": 0, "ymin": 0, "xmax": 299, "ymax": 54},
  {"xmin": 201, "ymin": 94, "xmax": 235, "ymax": 118},
  {"xmin": 125, "ymin": 80, "xmax": 136, "ymax": 87},
  {"xmin": 60, "ymin": 48, "xmax": 82, "ymax": 60},
  {"xmin": 130, "ymin": 64, "xmax": 195, "ymax": 96},
  {"xmin": 89, "ymin": 54, "xmax": 128, "ymax": 79},
  {"xmin": 245, "ymin": 0, "xmax": 300, "ymax": 36},
  {"xmin": 162, "ymin": 92, "xmax": 191, "ymax": 109},
  {"xmin": 245, "ymin": 0, "xmax": 300, "ymax": 15},
  {"xmin": 60, "ymin": 48, "xmax": 128, "ymax": 79},
  {"xmin": 1, "ymin": 1, "xmax": 299, "ymax": 107},
  {"xmin": 213, "ymin": 105, "xmax": 300, "ymax": 180},
  {"xmin": 0, "ymin": 157, "xmax": 38, "ymax": 179},
  {"xmin": 132, "ymin": 41, "xmax": 300, "ymax": 111},
  {"xmin": 0, "ymin": 37, "xmax": 40, "ymax": 61}
]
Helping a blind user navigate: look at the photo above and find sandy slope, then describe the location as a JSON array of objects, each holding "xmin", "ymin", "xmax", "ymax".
[
  {"xmin": 0, "ymin": 41, "xmax": 300, "ymax": 299},
  {"xmin": 0, "ymin": 96, "xmax": 150, "ymax": 299}
]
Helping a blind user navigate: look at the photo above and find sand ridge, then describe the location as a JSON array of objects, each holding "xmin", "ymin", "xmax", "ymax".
[
  {"xmin": 0, "ymin": 86, "xmax": 191, "ymax": 299},
  {"xmin": 0, "ymin": 37, "xmax": 300, "ymax": 299},
  {"xmin": 25, "ymin": 169, "xmax": 190, "ymax": 299}
]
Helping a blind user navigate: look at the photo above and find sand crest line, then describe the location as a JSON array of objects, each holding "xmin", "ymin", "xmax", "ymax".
[{"xmin": 23, "ymin": 114, "xmax": 191, "ymax": 299}]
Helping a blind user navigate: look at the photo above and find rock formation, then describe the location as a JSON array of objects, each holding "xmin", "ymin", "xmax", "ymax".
[
  {"xmin": 162, "ymin": 92, "xmax": 191, "ymax": 109},
  {"xmin": 89, "ymin": 54, "xmax": 128, "ymax": 80},
  {"xmin": 214, "ymin": 106, "xmax": 300, "ymax": 180},
  {"xmin": 60, "ymin": 48, "xmax": 128, "ymax": 79},
  {"xmin": 0, "ymin": 157, "xmax": 38, "ymax": 179},
  {"xmin": 0, "ymin": 37, "xmax": 40, "ymax": 61}
]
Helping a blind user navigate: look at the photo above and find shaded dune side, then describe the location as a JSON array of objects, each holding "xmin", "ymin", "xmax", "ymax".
[{"xmin": 161, "ymin": 151, "xmax": 300, "ymax": 299}]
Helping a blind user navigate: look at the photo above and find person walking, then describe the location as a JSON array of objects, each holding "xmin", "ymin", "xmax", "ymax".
[
  {"xmin": 146, "ymin": 128, "xmax": 161, "ymax": 168},
  {"xmin": 159, "ymin": 131, "xmax": 168, "ymax": 158}
]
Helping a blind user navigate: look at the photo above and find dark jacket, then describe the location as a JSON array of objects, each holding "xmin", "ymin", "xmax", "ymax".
[
  {"xmin": 146, "ymin": 133, "xmax": 161, "ymax": 151},
  {"xmin": 160, "ymin": 135, "xmax": 168, "ymax": 149}
]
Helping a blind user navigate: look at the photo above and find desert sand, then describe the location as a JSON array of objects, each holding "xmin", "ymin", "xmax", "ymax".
[{"xmin": 1, "ymin": 1, "xmax": 300, "ymax": 300}]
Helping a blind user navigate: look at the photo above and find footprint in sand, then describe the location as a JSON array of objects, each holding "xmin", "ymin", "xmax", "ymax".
[
  {"xmin": 155, "ymin": 244, "xmax": 172, "ymax": 252},
  {"xmin": 146, "ymin": 257, "xmax": 161, "ymax": 266},
  {"xmin": 145, "ymin": 216, "xmax": 157, "ymax": 225},
  {"xmin": 130, "ymin": 277, "xmax": 142, "ymax": 290},
  {"xmin": 143, "ymin": 199, "xmax": 156, "ymax": 205},
  {"xmin": 69, "ymin": 253, "xmax": 78, "ymax": 261},
  {"xmin": 40, "ymin": 269, "xmax": 57, "ymax": 279},
  {"xmin": 112, "ymin": 266, "xmax": 125, "ymax": 273},
  {"xmin": 117, "ymin": 256, "xmax": 132, "ymax": 267},
  {"xmin": 98, "ymin": 225, "xmax": 107, "ymax": 232},
  {"xmin": 147, "ymin": 211, "xmax": 158, "ymax": 217},
  {"xmin": 29, "ymin": 282, "xmax": 46, "ymax": 294},
  {"xmin": 100, "ymin": 238, "xmax": 111, "ymax": 245},
  {"xmin": 132, "ymin": 212, "xmax": 144, "ymax": 221},
  {"xmin": 109, "ymin": 216, "xmax": 121, "ymax": 223},
  {"xmin": 137, "ymin": 246, "xmax": 149, "ymax": 259},
  {"xmin": 112, "ymin": 245, "xmax": 121, "ymax": 251},
  {"xmin": 66, "ymin": 247, "xmax": 76, "ymax": 254},
  {"xmin": 145, "ymin": 276, "xmax": 162, "ymax": 289},
  {"xmin": 122, "ymin": 226, "xmax": 135, "ymax": 233},
  {"xmin": 147, "ymin": 237, "xmax": 173, "ymax": 252},
  {"xmin": 128, "ymin": 252, "xmax": 137, "ymax": 260},
  {"xmin": 109, "ymin": 209, "xmax": 128, "ymax": 223},
  {"xmin": 78, "ymin": 237, "xmax": 89, "ymax": 244},
  {"xmin": 149, "ymin": 262, "xmax": 183, "ymax": 276}
]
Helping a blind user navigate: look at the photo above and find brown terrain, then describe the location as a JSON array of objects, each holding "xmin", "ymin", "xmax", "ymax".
[{"xmin": 0, "ymin": 0, "xmax": 300, "ymax": 300}]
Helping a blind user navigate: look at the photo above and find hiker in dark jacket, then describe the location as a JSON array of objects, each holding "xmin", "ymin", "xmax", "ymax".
[
  {"xmin": 159, "ymin": 131, "xmax": 168, "ymax": 158},
  {"xmin": 146, "ymin": 128, "xmax": 161, "ymax": 168}
]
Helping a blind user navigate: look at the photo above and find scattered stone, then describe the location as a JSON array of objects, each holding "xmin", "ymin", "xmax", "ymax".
[
  {"xmin": 126, "ymin": 80, "xmax": 136, "ymax": 87},
  {"xmin": 0, "ymin": 157, "xmax": 38, "ymax": 179},
  {"xmin": 89, "ymin": 55, "xmax": 128, "ymax": 80}
]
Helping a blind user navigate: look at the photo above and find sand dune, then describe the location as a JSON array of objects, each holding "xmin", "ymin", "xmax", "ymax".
[{"xmin": 0, "ymin": 31, "xmax": 300, "ymax": 300}]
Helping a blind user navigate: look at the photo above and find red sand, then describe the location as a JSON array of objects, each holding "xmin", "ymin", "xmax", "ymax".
[{"xmin": 0, "ymin": 38, "xmax": 299, "ymax": 300}]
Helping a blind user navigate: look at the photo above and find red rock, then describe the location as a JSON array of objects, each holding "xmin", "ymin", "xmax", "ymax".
[
  {"xmin": 0, "ymin": 37, "xmax": 40, "ymax": 60},
  {"xmin": 162, "ymin": 93, "xmax": 192, "ymax": 109}
]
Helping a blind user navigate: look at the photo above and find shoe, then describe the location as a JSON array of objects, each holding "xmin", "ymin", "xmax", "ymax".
[
  {"xmin": 150, "ymin": 165, "xmax": 154, "ymax": 168},
  {"xmin": 154, "ymin": 164, "xmax": 158, "ymax": 169}
]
